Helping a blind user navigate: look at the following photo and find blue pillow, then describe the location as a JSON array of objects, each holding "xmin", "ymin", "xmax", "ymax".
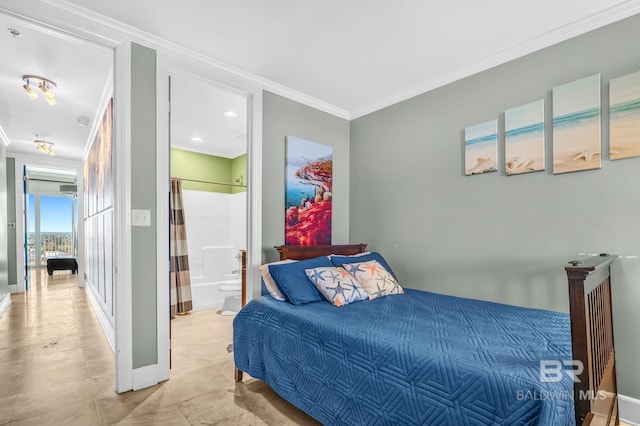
[
  {"xmin": 330, "ymin": 251, "xmax": 398, "ymax": 280},
  {"xmin": 268, "ymin": 256, "xmax": 332, "ymax": 305}
]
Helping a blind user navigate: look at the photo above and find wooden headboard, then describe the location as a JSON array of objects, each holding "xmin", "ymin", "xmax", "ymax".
[
  {"xmin": 234, "ymin": 243, "xmax": 367, "ymax": 382},
  {"xmin": 276, "ymin": 243, "xmax": 368, "ymax": 261}
]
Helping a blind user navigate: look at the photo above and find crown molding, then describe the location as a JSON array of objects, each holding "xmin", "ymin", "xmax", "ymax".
[
  {"xmin": 0, "ymin": 124, "xmax": 10, "ymax": 146},
  {"xmin": 4, "ymin": 0, "xmax": 639, "ymax": 122},
  {"xmin": 351, "ymin": 0, "xmax": 640, "ymax": 119},
  {"xmin": 21, "ymin": 0, "xmax": 351, "ymax": 120}
]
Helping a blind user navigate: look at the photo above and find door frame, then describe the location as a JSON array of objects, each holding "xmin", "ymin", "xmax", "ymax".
[
  {"xmin": 156, "ymin": 55, "xmax": 263, "ymax": 381},
  {"xmin": 1, "ymin": 1, "xmax": 265, "ymax": 393},
  {"xmin": 0, "ymin": 3, "xmax": 132, "ymax": 392},
  {"xmin": 10, "ymin": 154, "xmax": 85, "ymax": 293}
]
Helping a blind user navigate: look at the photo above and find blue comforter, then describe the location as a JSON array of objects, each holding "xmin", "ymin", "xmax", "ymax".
[{"xmin": 233, "ymin": 289, "xmax": 575, "ymax": 425}]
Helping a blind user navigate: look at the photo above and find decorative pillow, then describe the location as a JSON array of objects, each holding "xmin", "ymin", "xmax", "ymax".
[
  {"xmin": 304, "ymin": 267, "xmax": 368, "ymax": 307},
  {"xmin": 342, "ymin": 260, "xmax": 404, "ymax": 300},
  {"xmin": 330, "ymin": 251, "xmax": 399, "ymax": 280},
  {"xmin": 268, "ymin": 256, "xmax": 333, "ymax": 305},
  {"xmin": 259, "ymin": 260, "xmax": 296, "ymax": 301}
]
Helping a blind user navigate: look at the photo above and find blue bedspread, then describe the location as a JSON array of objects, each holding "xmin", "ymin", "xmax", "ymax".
[{"xmin": 233, "ymin": 289, "xmax": 575, "ymax": 425}]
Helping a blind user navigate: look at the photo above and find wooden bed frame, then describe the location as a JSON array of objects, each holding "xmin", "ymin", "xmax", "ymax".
[
  {"xmin": 235, "ymin": 245, "xmax": 619, "ymax": 426},
  {"xmin": 566, "ymin": 254, "xmax": 619, "ymax": 426}
]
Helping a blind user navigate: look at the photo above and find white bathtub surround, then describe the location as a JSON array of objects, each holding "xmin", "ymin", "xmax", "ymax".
[
  {"xmin": 191, "ymin": 278, "xmax": 241, "ymax": 312},
  {"xmin": 182, "ymin": 190, "xmax": 246, "ymax": 312}
]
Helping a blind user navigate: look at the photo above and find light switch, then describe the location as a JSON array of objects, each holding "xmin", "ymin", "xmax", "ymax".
[{"xmin": 131, "ymin": 209, "xmax": 151, "ymax": 227}]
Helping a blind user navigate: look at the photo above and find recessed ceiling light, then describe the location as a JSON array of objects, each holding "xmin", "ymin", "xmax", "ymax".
[
  {"xmin": 223, "ymin": 110, "xmax": 238, "ymax": 118},
  {"xmin": 191, "ymin": 137, "xmax": 203, "ymax": 142},
  {"xmin": 7, "ymin": 28, "xmax": 22, "ymax": 38},
  {"xmin": 77, "ymin": 117, "xmax": 90, "ymax": 127}
]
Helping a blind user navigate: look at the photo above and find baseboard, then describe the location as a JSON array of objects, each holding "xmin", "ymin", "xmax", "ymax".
[
  {"xmin": 84, "ymin": 285, "xmax": 115, "ymax": 353},
  {"xmin": 0, "ymin": 294, "xmax": 11, "ymax": 319},
  {"xmin": 132, "ymin": 363, "xmax": 168, "ymax": 391},
  {"xmin": 620, "ymin": 394, "xmax": 640, "ymax": 425},
  {"xmin": 8, "ymin": 284, "xmax": 17, "ymax": 293}
]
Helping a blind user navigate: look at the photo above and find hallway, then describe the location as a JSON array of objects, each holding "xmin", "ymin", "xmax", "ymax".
[{"xmin": 0, "ymin": 270, "xmax": 317, "ymax": 425}]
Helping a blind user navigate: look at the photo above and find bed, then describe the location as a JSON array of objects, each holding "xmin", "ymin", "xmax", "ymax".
[{"xmin": 233, "ymin": 244, "xmax": 619, "ymax": 425}]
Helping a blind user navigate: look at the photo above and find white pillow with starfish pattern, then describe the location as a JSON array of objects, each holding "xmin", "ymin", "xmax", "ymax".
[
  {"xmin": 341, "ymin": 260, "xmax": 404, "ymax": 300},
  {"xmin": 304, "ymin": 267, "xmax": 368, "ymax": 307}
]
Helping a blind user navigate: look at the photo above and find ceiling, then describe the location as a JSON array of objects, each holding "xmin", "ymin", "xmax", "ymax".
[
  {"xmin": 170, "ymin": 74, "xmax": 247, "ymax": 159},
  {"xmin": 0, "ymin": 12, "xmax": 112, "ymax": 160},
  {"xmin": 0, "ymin": 11, "xmax": 247, "ymax": 162},
  {"xmin": 63, "ymin": 0, "xmax": 638, "ymax": 118},
  {"xmin": 1, "ymin": 1, "xmax": 638, "ymax": 161}
]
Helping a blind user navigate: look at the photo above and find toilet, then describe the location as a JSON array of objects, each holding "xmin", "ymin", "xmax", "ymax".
[
  {"xmin": 190, "ymin": 247, "xmax": 243, "ymax": 312},
  {"xmin": 219, "ymin": 278, "xmax": 242, "ymax": 315}
]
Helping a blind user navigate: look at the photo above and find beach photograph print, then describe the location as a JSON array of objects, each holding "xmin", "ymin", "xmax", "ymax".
[
  {"xmin": 465, "ymin": 119, "xmax": 498, "ymax": 176},
  {"xmin": 285, "ymin": 136, "xmax": 332, "ymax": 246},
  {"xmin": 610, "ymin": 70, "xmax": 640, "ymax": 160},
  {"xmin": 552, "ymin": 74, "xmax": 601, "ymax": 174},
  {"xmin": 505, "ymin": 99, "xmax": 545, "ymax": 175}
]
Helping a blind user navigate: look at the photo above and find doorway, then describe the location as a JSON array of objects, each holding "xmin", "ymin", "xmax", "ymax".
[
  {"xmin": 0, "ymin": 6, "xmax": 120, "ymax": 385},
  {"xmin": 23, "ymin": 166, "xmax": 78, "ymax": 288},
  {"xmin": 168, "ymin": 72, "xmax": 248, "ymax": 365}
]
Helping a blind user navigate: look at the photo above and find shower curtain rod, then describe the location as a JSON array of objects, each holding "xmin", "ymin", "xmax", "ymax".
[
  {"xmin": 171, "ymin": 177, "xmax": 246, "ymax": 188},
  {"xmin": 24, "ymin": 177, "xmax": 77, "ymax": 184}
]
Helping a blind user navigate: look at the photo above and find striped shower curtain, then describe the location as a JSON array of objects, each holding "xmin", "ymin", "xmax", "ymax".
[{"xmin": 170, "ymin": 179, "xmax": 193, "ymax": 316}]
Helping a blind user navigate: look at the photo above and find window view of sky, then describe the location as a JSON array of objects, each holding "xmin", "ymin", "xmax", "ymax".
[{"xmin": 28, "ymin": 195, "xmax": 77, "ymax": 233}]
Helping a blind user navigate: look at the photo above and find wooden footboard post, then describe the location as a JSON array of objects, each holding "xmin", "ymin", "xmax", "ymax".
[
  {"xmin": 235, "ymin": 249, "xmax": 247, "ymax": 382},
  {"xmin": 565, "ymin": 254, "xmax": 619, "ymax": 426}
]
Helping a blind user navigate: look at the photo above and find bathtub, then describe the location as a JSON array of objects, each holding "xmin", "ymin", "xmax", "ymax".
[{"xmin": 190, "ymin": 278, "xmax": 241, "ymax": 313}]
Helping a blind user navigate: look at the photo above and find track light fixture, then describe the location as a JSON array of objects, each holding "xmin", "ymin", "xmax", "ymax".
[
  {"xmin": 22, "ymin": 75, "xmax": 57, "ymax": 105},
  {"xmin": 35, "ymin": 140, "xmax": 55, "ymax": 155}
]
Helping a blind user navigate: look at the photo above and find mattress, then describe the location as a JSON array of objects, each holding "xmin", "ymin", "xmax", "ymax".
[{"xmin": 233, "ymin": 288, "xmax": 575, "ymax": 425}]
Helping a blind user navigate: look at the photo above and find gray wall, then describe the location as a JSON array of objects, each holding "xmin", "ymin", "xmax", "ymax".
[
  {"xmin": 131, "ymin": 43, "xmax": 158, "ymax": 369},
  {"xmin": 0, "ymin": 145, "xmax": 8, "ymax": 305},
  {"xmin": 5, "ymin": 158, "xmax": 15, "ymax": 287},
  {"xmin": 350, "ymin": 15, "xmax": 640, "ymax": 398},
  {"xmin": 262, "ymin": 91, "xmax": 351, "ymax": 263}
]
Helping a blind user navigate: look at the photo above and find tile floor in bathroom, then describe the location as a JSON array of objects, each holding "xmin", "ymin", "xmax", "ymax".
[{"xmin": 0, "ymin": 269, "xmax": 319, "ymax": 425}]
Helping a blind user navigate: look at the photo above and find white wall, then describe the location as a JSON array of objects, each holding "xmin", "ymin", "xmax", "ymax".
[
  {"xmin": 182, "ymin": 190, "xmax": 246, "ymax": 280},
  {"xmin": 230, "ymin": 192, "xmax": 247, "ymax": 251}
]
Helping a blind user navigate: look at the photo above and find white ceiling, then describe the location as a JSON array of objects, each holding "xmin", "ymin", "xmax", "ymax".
[
  {"xmin": 0, "ymin": 12, "xmax": 112, "ymax": 160},
  {"xmin": 1, "ymin": 1, "xmax": 639, "ymax": 161},
  {"xmin": 0, "ymin": 10, "xmax": 247, "ymax": 162},
  {"xmin": 170, "ymin": 73, "xmax": 247, "ymax": 159},
  {"xmin": 62, "ymin": 0, "xmax": 638, "ymax": 118}
]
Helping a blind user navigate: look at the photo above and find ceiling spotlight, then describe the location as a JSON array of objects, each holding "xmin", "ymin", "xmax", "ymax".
[
  {"xmin": 77, "ymin": 117, "xmax": 90, "ymax": 127},
  {"xmin": 223, "ymin": 110, "xmax": 238, "ymax": 118},
  {"xmin": 23, "ymin": 83, "xmax": 38, "ymax": 99},
  {"xmin": 7, "ymin": 28, "xmax": 22, "ymax": 38},
  {"xmin": 191, "ymin": 137, "xmax": 203, "ymax": 142},
  {"xmin": 22, "ymin": 75, "xmax": 57, "ymax": 105},
  {"xmin": 35, "ymin": 140, "xmax": 55, "ymax": 156}
]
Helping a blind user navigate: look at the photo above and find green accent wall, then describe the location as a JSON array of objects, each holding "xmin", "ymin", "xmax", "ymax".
[
  {"xmin": 231, "ymin": 154, "xmax": 247, "ymax": 194},
  {"xmin": 171, "ymin": 149, "xmax": 246, "ymax": 194}
]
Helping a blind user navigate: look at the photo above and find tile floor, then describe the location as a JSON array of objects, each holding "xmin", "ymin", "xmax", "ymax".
[{"xmin": 0, "ymin": 269, "xmax": 319, "ymax": 425}]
